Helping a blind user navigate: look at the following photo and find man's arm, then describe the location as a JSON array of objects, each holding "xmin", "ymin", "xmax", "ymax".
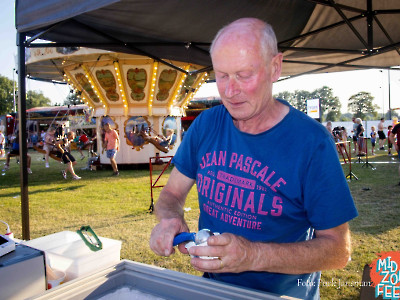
[
  {"xmin": 189, "ymin": 222, "xmax": 351, "ymax": 274},
  {"xmin": 149, "ymin": 167, "xmax": 195, "ymax": 256}
]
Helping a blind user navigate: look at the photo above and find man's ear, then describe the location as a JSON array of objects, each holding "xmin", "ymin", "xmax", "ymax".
[{"xmin": 270, "ymin": 53, "xmax": 283, "ymax": 82}]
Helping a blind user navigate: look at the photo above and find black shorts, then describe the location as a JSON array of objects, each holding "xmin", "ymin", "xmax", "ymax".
[
  {"xmin": 9, "ymin": 149, "xmax": 19, "ymax": 155},
  {"xmin": 56, "ymin": 151, "xmax": 76, "ymax": 164},
  {"xmin": 378, "ymin": 131, "xmax": 386, "ymax": 139}
]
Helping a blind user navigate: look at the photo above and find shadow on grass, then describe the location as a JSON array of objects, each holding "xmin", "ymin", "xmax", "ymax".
[{"xmin": 0, "ymin": 185, "xmax": 85, "ymax": 198}]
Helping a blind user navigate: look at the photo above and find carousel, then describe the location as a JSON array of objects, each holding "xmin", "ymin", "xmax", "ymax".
[{"xmin": 26, "ymin": 47, "xmax": 209, "ymax": 164}]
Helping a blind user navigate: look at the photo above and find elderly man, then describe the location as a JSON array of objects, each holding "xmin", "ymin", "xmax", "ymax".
[{"xmin": 150, "ymin": 18, "xmax": 358, "ymax": 299}]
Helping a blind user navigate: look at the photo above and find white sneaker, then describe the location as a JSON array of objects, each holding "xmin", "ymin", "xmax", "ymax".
[
  {"xmin": 45, "ymin": 163, "xmax": 49, "ymax": 168},
  {"xmin": 72, "ymin": 175, "xmax": 81, "ymax": 180},
  {"xmin": 61, "ymin": 170, "xmax": 67, "ymax": 179},
  {"xmin": 4, "ymin": 165, "xmax": 9, "ymax": 170},
  {"xmin": 27, "ymin": 168, "xmax": 32, "ymax": 174}
]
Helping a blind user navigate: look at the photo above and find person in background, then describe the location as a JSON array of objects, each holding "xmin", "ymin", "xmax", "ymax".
[
  {"xmin": 387, "ymin": 125, "xmax": 393, "ymax": 156},
  {"xmin": 370, "ymin": 126, "xmax": 377, "ymax": 155},
  {"xmin": 103, "ymin": 122, "xmax": 120, "ymax": 176},
  {"xmin": 55, "ymin": 131, "xmax": 81, "ymax": 180},
  {"xmin": 40, "ymin": 130, "xmax": 46, "ymax": 142},
  {"xmin": 355, "ymin": 118, "xmax": 365, "ymax": 156},
  {"xmin": 4, "ymin": 131, "xmax": 32, "ymax": 174},
  {"xmin": 389, "ymin": 123, "xmax": 400, "ymax": 185},
  {"xmin": 149, "ymin": 18, "xmax": 358, "ymax": 300},
  {"xmin": 76, "ymin": 130, "xmax": 92, "ymax": 160},
  {"xmin": 30, "ymin": 131, "xmax": 38, "ymax": 147},
  {"xmin": 0, "ymin": 130, "xmax": 5, "ymax": 158},
  {"xmin": 159, "ymin": 129, "xmax": 177, "ymax": 148},
  {"xmin": 43, "ymin": 127, "xmax": 57, "ymax": 168},
  {"xmin": 351, "ymin": 117, "xmax": 358, "ymax": 153},
  {"xmin": 377, "ymin": 117, "xmax": 386, "ymax": 150}
]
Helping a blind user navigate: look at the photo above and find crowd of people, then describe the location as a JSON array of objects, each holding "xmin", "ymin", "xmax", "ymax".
[
  {"xmin": 325, "ymin": 117, "xmax": 398, "ymax": 158},
  {"xmin": 1, "ymin": 122, "xmax": 120, "ymax": 179}
]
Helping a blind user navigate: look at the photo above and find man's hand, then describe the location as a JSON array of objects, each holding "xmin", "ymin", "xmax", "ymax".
[
  {"xmin": 187, "ymin": 223, "xmax": 351, "ymax": 275},
  {"xmin": 149, "ymin": 217, "xmax": 190, "ymax": 257},
  {"xmin": 188, "ymin": 233, "xmax": 255, "ymax": 273}
]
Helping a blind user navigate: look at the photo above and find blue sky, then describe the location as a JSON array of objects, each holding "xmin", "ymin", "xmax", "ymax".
[{"xmin": 2, "ymin": 1, "xmax": 399, "ymax": 114}]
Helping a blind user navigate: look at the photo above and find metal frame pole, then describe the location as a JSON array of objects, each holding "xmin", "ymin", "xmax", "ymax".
[{"xmin": 17, "ymin": 32, "xmax": 30, "ymax": 240}]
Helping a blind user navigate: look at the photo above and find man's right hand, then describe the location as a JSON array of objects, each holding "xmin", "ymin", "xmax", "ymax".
[{"xmin": 149, "ymin": 217, "xmax": 189, "ymax": 257}]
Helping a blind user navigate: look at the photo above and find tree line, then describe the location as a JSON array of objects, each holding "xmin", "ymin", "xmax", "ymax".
[
  {"xmin": 274, "ymin": 86, "xmax": 398, "ymax": 121},
  {"xmin": 0, "ymin": 75, "xmax": 52, "ymax": 115}
]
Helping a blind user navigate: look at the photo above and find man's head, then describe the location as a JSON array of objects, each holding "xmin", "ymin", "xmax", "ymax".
[
  {"xmin": 210, "ymin": 18, "xmax": 283, "ymax": 124},
  {"xmin": 210, "ymin": 18, "xmax": 278, "ymax": 61}
]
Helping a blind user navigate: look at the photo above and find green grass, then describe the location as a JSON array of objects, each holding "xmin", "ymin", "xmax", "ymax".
[{"xmin": 0, "ymin": 147, "xmax": 399, "ymax": 299}]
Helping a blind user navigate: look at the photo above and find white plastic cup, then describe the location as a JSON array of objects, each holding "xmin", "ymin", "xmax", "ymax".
[{"xmin": 47, "ymin": 269, "xmax": 66, "ymax": 289}]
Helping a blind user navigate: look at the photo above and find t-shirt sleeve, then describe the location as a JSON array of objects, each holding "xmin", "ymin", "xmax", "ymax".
[
  {"xmin": 302, "ymin": 136, "xmax": 358, "ymax": 230},
  {"xmin": 172, "ymin": 113, "xmax": 206, "ymax": 179}
]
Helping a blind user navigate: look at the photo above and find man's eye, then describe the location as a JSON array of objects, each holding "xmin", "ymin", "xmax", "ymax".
[{"xmin": 237, "ymin": 73, "xmax": 251, "ymax": 79}]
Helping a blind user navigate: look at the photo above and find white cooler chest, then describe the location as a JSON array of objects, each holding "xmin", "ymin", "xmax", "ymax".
[{"xmin": 23, "ymin": 231, "xmax": 121, "ymax": 281}]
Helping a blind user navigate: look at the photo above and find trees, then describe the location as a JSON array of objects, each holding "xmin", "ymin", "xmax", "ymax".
[
  {"xmin": 347, "ymin": 91, "xmax": 379, "ymax": 120},
  {"xmin": 274, "ymin": 86, "xmax": 341, "ymax": 121},
  {"xmin": 63, "ymin": 90, "xmax": 84, "ymax": 106},
  {"xmin": 0, "ymin": 75, "xmax": 52, "ymax": 114},
  {"xmin": 0, "ymin": 75, "xmax": 15, "ymax": 115},
  {"xmin": 26, "ymin": 90, "xmax": 51, "ymax": 109},
  {"xmin": 313, "ymin": 86, "xmax": 341, "ymax": 121}
]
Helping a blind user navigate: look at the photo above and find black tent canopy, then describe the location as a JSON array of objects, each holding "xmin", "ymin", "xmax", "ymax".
[
  {"xmin": 14, "ymin": 0, "xmax": 400, "ymax": 239},
  {"xmin": 16, "ymin": 0, "xmax": 400, "ymax": 78}
]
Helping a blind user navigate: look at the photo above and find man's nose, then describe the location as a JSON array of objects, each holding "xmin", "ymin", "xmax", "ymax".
[{"xmin": 224, "ymin": 77, "xmax": 240, "ymax": 98}]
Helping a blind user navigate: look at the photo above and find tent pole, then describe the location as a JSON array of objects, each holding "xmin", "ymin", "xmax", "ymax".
[
  {"xmin": 388, "ymin": 70, "xmax": 391, "ymax": 120},
  {"xmin": 17, "ymin": 32, "xmax": 30, "ymax": 240}
]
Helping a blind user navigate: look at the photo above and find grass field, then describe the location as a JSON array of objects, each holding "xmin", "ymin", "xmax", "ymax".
[{"xmin": 0, "ymin": 147, "xmax": 399, "ymax": 299}]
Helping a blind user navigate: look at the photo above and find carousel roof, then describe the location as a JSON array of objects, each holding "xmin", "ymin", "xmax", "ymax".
[{"xmin": 25, "ymin": 47, "xmax": 208, "ymax": 117}]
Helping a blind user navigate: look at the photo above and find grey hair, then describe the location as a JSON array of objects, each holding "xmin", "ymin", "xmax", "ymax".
[{"xmin": 210, "ymin": 18, "xmax": 279, "ymax": 60}]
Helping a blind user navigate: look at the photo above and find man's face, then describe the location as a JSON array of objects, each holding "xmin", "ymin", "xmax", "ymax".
[
  {"xmin": 211, "ymin": 30, "xmax": 281, "ymax": 123},
  {"xmin": 104, "ymin": 124, "xmax": 110, "ymax": 132}
]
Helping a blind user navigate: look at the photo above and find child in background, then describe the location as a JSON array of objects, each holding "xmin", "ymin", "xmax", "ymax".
[
  {"xmin": 388, "ymin": 125, "xmax": 393, "ymax": 156},
  {"xmin": 370, "ymin": 126, "xmax": 377, "ymax": 155},
  {"xmin": 0, "ymin": 130, "xmax": 5, "ymax": 157},
  {"xmin": 43, "ymin": 127, "xmax": 56, "ymax": 168}
]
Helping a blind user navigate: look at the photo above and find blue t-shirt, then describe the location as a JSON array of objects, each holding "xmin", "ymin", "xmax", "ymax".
[{"xmin": 172, "ymin": 101, "xmax": 358, "ymax": 299}]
